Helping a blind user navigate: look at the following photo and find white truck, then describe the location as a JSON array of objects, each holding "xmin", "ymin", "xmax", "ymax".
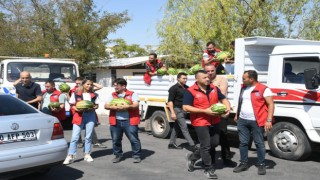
[
  {"xmin": 125, "ymin": 36, "xmax": 320, "ymax": 161},
  {"xmin": 0, "ymin": 57, "xmax": 79, "ymax": 117}
]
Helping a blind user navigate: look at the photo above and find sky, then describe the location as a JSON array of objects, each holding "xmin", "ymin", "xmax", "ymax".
[{"xmin": 93, "ymin": 0, "xmax": 166, "ymax": 47}]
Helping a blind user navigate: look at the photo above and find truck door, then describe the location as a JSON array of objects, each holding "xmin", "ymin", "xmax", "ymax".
[{"xmin": 273, "ymin": 56, "xmax": 320, "ymax": 127}]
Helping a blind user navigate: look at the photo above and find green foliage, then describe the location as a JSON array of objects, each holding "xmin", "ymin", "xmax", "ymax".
[
  {"xmin": 157, "ymin": 0, "xmax": 320, "ymax": 66},
  {"xmin": 0, "ymin": 0, "xmax": 130, "ymax": 75},
  {"xmin": 111, "ymin": 39, "xmax": 148, "ymax": 58}
]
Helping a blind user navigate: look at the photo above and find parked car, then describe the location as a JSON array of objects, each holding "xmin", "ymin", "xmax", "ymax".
[{"xmin": 0, "ymin": 94, "xmax": 68, "ymax": 179}]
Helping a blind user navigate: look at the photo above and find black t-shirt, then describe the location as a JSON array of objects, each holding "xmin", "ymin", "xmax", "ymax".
[
  {"xmin": 168, "ymin": 83, "xmax": 189, "ymax": 108},
  {"xmin": 15, "ymin": 82, "xmax": 42, "ymax": 108},
  {"xmin": 183, "ymin": 85, "xmax": 225, "ymax": 106}
]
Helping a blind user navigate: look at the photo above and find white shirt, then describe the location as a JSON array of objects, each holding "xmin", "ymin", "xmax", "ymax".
[
  {"xmin": 69, "ymin": 92, "xmax": 99, "ymax": 105},
  {"xmin": 239, "ymin": 86, "xmax": 273, "ymax": 121}
]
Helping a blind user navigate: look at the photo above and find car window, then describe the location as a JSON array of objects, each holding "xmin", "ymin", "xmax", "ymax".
[{"xmin": 0, "ymin": 95, "xmax": 38, "ymax": 116}]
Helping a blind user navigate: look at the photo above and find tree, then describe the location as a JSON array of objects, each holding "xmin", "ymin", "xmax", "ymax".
[
  {"xmin": 0, "ymin": 0, "xmax": 130, "ymax": 75},
  {"xmin": 111, "ymin": 39, "xmax": 148, "ymax": 58},
  {"xmin": 157, "ymin": 0, "xmax": 320, "ymax": 66}
]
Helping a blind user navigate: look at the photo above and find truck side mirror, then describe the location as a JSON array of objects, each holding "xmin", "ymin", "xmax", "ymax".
[{"xmin": 304, "ymin": 68, "xmax": 319, "ymax": 89}]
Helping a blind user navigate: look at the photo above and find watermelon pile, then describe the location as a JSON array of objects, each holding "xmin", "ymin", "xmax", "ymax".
[
  {"xmin": 49, "ymin": 102, "xmax": 60, "ymax": 109},
  {"xmin": 189, "ymin": 64, "xmax": 202, "ymax": 74},
  {"xmin": 59, "ymin": 83, "xmax": 70, "ymax": 93},
  {"xmin": 76, "ymin": 100, "xmax": 94, "ymax": 110},
  {"xmin": 110, "ymin": 98, "xmax": 131, "ymax": 106},
  {"xmin": 167, "ymin": 68, "xmax": 178, "ymax": 75},
  {"xmin": 157, "ymin": 67, "xmax": 167, "ymax": 76},
  {"xmin": 215, "ymin": 51, "xmax": 231, "ymax": 61},
  {"xmin": 210, "ymin": 103, "xmax": 227, "ymax": 114}
]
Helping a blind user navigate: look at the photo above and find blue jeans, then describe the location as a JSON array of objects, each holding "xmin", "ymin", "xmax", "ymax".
[
  {"xmin": 110, "ymin": 119, "xmax": 141, "ymax": 158},
  {"xmin": 68, "ymin": 111, "xmax": 96, "ymax": 155},
  {"xmin": 237, "ymin": 118, "xmax": 265, "ymax": 165}
]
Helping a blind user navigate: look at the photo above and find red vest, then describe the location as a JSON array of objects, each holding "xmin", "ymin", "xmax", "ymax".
[
  {"xmin": 42, "ymin": 89, "xmax": 66, "ymax": 121},
  {"xmin": 109, "ymin": 89, "xmax": 140, "ymax": 126},
  {"xmin": 71, "ymin": 91, "xmax": 98, "ymax": 125},
  {"xmin": 201, "ymin": 48, "xmax": 221, "ymax": 68},
  {"xmin": 143, "ymin": 59, "xmax": 163, "ymax": 85},
  {"xmin": 187, "ymin": 83, "xmax": 220, "ymax": 126},
  {"xmin": 237, "ymin": 83, "xmax": 270, "ymax": 127}
]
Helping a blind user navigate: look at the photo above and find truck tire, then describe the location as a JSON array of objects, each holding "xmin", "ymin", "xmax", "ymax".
[
  {"xmin": 150, "ymin": 111, "xmax": 171, "ymax": 139},
  {"xmin": 267, "ymin": 122, "xmax": 312, "ymax": 160}
]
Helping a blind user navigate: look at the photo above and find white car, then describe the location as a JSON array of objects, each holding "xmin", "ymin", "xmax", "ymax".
[{"xmin": 0, "ymin": 94, "xmax": 68, "ymax": 179}]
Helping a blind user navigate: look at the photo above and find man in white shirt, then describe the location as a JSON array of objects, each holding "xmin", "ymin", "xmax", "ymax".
[{"xmin": 233, "ymin": 70, "xmax": 274, "ymax": 175}]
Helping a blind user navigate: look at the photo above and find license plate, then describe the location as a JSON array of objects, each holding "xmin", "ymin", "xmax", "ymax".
[{"xmin": 0, "ymin": 130, "xmax": 37, "ymax": 144}]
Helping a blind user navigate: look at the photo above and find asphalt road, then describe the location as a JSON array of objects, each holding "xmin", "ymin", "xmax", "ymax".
[{"xmin": 14, "ymin": 115, "xmax": 320, "ymax": 180}]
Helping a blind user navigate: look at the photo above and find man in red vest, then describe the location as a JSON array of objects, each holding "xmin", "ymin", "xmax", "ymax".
[
  {"xmin": 105, "ymin": 78, "xmax": 142, "ymax": 163},
  {"xmin": 183, "ymin": 70, "xmax": 231, "ymax": 179},
  {"xmin": 40, "ymin": 80, "xmax": 67, "ymax": 121},
  {"xmin": 202, "ymin": 42, "xmax": 225, "ymax": 74},
  {"xmin": 204, "ymin": 64, "xmax": 237, "ymax": 168},
  {"xmin": 143, "ymin": 52, "xmax": 164, "ymax": 85},
  {"xmin": 233, "ymin": 70, "xmax": 274, "ymax": 175}
]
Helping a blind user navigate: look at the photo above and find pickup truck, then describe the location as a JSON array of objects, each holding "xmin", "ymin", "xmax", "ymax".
[{"xmin": 124, "ymin": 36, "xmax": 320, "ymax": 161}]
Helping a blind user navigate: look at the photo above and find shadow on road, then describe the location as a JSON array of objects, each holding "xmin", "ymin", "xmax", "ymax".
[{"xmin": 12, "ymin": 165, "xmax": 84, "ymax": 180}]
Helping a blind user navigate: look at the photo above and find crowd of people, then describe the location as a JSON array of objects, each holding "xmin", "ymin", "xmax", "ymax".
[{"xmin": 12, "ymin": 40, "xmax": 274, "ymax": 179}]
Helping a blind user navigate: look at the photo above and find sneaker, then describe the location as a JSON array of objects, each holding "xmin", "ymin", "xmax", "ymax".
[
  {"xmin": 257, "ymin": 164, "xmax": 266, "ymax": 175},
  {"xmin": 63, "ymin": 155, "xmax": 75, "ymax": 165},
  {"xmin": 133, "ymin": 157, "xmax": 141, "ymax": 163},
  {"xmin": 233, "ymin": 163, "xmax": 249, "ymax": 173},
  {"xmin": 186, "ymin": 152, "xmax": 195, "ymax": 172},
  {"xmin": 204, "ymin": 168, "xmax": 218, "ymax": 179},
  {"xmin": 93, "ymin": 143, "xmax": 107, "ymax": 148},
  {"xmin": 112, "ymin": 155, "xmax": 123, "ymax": 163},
  {"xmin": 223, "ymin": 159, "xmax": 237, "ymax": 167},
  {"xmin": 84, "ymin": 154, "xmax": 94, "ymax": 162},
  {"xmin": 168, "ymin": 143, "xmax": 183, "ymax": 149}
]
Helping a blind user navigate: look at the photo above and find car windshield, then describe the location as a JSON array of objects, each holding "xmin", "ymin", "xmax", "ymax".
[
  {"xmin": 7, "ymin": 62, "xmax": 77, "ymax": 83},
  {"xmin": 0, "ymin": 95, "xmax": 38, "ymax": 116}
]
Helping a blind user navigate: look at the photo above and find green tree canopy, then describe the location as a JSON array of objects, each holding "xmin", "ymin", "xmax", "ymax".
[
  {"xmin": 157, "ymin": 0, "xmax": 320, "ymax": 67},
  {"xmin": 0, "ymin": 0, "xmax": 130, "ymax": 75}
]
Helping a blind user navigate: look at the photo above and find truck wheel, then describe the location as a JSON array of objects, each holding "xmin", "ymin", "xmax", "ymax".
[
  {"xmin": 150, "ymin": 111, "xmax": 171, "ymax": 139},
  {"xmin": 267, "ymin": 122, "xmax": 312, "ymax": 160}
]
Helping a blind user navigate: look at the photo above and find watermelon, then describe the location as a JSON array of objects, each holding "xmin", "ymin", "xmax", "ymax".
[
  {"xmin": 59, "ymin": 83, "xmax": 70, "ymax": 93},
  {"xmin": 189, "ymin": 64, "xmax": 202, "ymax": 74},
  {"xmin": 215, "ymin": 51, "xmax": 231, "ymax": 61},
  {"xmin": 210, "ymin": 103, "xmax": 227, "ymax": 114},
  {"xmin": 49, "ymin": 102, "xmax": 60, "ymax": 109},
  {"xmin": 110, "ymin": 98, "xmax": 131, "ymax": 106},
  {"xmin": 176, "ymin": 69, "xmax": 187, "ymax": 74},
  {"xmin": 167, "ymin": 68, "xmax": 178, "ymax": 75},
  {"xmin": 157, "ymin": 67, "xmax": 167, "ymax": 76},
  {"xmin": 76, "ymin": 100, "xmax": 94, "ymax": 110}
]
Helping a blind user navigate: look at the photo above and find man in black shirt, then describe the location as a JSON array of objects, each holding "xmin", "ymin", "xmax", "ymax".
[
  {"xmin": 167, "ymin": 72, "xmax": 195, "ymax": 150},
  {"xmin": 15, "ymin": 71, "xmax": 42, "ymax": 109}
]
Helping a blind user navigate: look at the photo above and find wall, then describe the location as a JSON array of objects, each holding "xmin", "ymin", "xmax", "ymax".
[{"xmin": 116, "ymin": 69, "xmax": 145, "ymax": 79}]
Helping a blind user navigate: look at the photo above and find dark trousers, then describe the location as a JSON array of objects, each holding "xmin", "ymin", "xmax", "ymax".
[
  {"xmin": 190, "ymin": 125, "xmax": 220, "ymax": 169},
  {"xmin": 169, "ymin": 108, "xmax": 195, "ymax": 146},
  {"xmin": 219, "ymin": 117, "xmax": 232, "ymax": 161}
]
